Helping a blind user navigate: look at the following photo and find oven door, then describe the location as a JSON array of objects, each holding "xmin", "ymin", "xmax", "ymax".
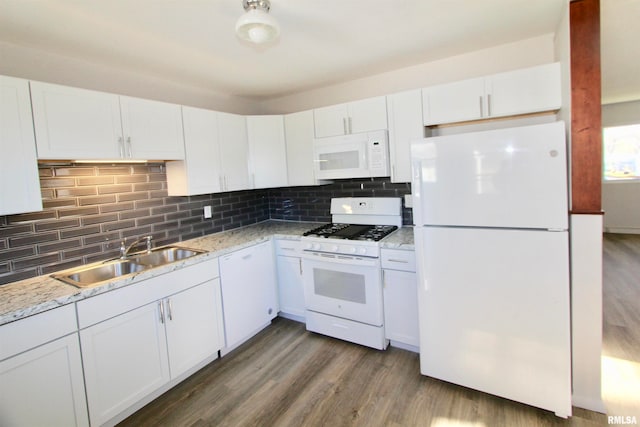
[{"xmin": 302, "ymin": 252, "xmax": 383, "ymax": 326}]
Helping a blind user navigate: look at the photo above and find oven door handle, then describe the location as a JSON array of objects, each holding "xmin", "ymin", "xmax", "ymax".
[{"xmin": 301, "ymin": 252, "xmax": 379, "ymax": 267}]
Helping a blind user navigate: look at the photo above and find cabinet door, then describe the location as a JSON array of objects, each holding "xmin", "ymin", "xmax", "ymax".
[
  {"xmin": 166, "ymin": 106, "xmax": 223, "ymax": 196},
  {"xmin": 164, "ymin": 279, "xmax": 223, "ymax": 378},
  {"xmin": 383, "ymin": 269, "xmax": 419, "ymax": 347},
  {"xmin": 487, "ymin": 62, "xmax": 562, "ymax": 118},
  {"xmin": 220, "ymin": 241, "xmax": 278, "ymax": 349},
  {"xmin": 0, "ymin": 76, "xmax": 42, "ymax": 215},
  {"xmin": 0, "ymin": 334, "xmax": 89, "ymax": 427},
  {"xmin": 120, "ymin": 96, "xmax": 185, "ymax": 160},
  {"xmin": 284, "ymin": 110, "xmax": 316, "ymax": 186},
  {"xmin": 80, "ymin": 302, "xmax": 170, "ymax": 427},
  {"xmin": 276, "ymin": 255, "xmax": 305, "ymax": 318},
  {"xmin": 30, "ymin": 81, "xmax": 122, "ymax": 159},
  {"xmin": 313, "ymin": 103, "xmax": 349, "ymax": 138},
  {"xmin": 422, "ymin": 77, "xmax": 485, "ymax": 125},
  {"xmin": 386, "ymin": 89, "xmax": 424, "ymax": 183},
  {"xmin": 247, "ymin": 115, "xmax": 288, "ymax": 189},
  {"xmin": 218, "ymin": 112, "xmax": 250, "ymax": 191},
  {"xmin": 349, "ymin": 96, "xmax": 388, "ymax": 134}
]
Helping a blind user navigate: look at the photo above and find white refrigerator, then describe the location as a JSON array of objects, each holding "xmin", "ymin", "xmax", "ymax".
[{"xmin": 411, "ymin": 121, "xmax": 572, "ymax": 417}]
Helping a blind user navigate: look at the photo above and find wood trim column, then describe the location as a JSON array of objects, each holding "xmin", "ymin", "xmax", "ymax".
[{"xmin": 570, "ymin": 0, "xmax": 602, "ymax": 214}]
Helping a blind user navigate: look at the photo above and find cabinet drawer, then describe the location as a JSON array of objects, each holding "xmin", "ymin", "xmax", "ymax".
[
  {"xmin": 274, "ymin": 239, "xmax": 302, "ymax": 256},
  {"xmin": 381, "ymin": 249, "xmax": 416, "ymax": 272},
  {"xmin": 306, "ymin": 310, "xmax": 387, "ymax": 350},
  {"xmin": 0, "ymin": 304, "xmax": 77, "ymax": 360},
  {"xmin": 77, "ymin": 258, "xmax": 218, "ymax": 329}
]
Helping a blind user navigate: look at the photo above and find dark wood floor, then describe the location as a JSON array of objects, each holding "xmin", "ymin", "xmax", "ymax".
[{"xmin": 119, "ymin": 234, "xmax": 639, "ymax": 427}]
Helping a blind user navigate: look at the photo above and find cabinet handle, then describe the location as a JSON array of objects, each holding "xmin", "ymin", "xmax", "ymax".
[
  {"xmin": 158, "ymin": 301, "xmax": 165, "ymax": 324},
  {"xmin": 299, "ymin": 258, "xmax": 302, "ymax": 275},
  {"xmin": 391, "ymin": 164, "xmax": 396, "ymax": 181},
  {"xmin": 167, "ymin": 298, "xmax": 173, "ymax": 321},
  {"xmin": 388, "ymin": 259, "xmax": 409, "ymax": 263},
  {"xmin": 487, "ymin": 93, "xmax": 492, "ymax": 116},
  {"xmin": 126, "ymin": 136, "xmax": 133, "ymax": 158},
  {"xmin": 382, "ymin": 269, "xmax": 386, "ymax": 288},
  {"xmin": 348, "ymin": 117, "xmax": 352, "ymax": 134},
  {"xmin": 118, "ymin": 137, "xmax": 124, "ymax": 158},
  {"xmin": 343, "ymin": 117, "xmax": 347, "ymax": 135},
  {"xmin": 479, "ymin": 96, "xmax": 484, "ymax": 117},
  {"xmin": 242, "ymin": 253, "xmax": 252, "ymax": 260}
]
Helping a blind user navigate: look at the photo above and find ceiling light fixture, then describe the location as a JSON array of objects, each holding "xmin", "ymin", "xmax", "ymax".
[{"xmin": 235, "ymin": 0, "xmax": 280, "ymax": 44}]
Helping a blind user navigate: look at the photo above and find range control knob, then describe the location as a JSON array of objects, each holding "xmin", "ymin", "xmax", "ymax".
[
  {"xmin": 349, "ymin": 247, "xmax": 357, "ymax": 254},
  {"xmin": 331, "ymin": 245, "xmax": 339, "ymax": 252},
  {"xmin": 304, "ymin": 243, "xmax": 313, "ymax": 250},
  {"xmin": 358, "ymin": 247, "xmax": 368, "ymax": 255},
  {"xmin": 312, "ymin": 243, "xmax": 321, "ymax": 250}
]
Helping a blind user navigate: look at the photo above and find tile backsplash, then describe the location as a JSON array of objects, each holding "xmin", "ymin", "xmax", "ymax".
[
  {"xmin": 0, "ymin": 163, "xmax": 268, "ymax": 285},
  {"xmin": 0, "ymin": 165, "xmax": 411, "ymax": 286}
]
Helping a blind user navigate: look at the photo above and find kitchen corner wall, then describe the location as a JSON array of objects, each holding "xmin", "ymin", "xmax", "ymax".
[{"xmin": 0, "ymin": 166, "xmax": 412, "ymax": 286}]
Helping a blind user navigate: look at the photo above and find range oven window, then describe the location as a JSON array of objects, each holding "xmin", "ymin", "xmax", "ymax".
[{"xmin": 313, "ymin": 268, "xmax": 366, "ymax": 304}]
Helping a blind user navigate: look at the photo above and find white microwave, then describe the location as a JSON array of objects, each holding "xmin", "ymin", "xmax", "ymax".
[{"xmin": 313, "ymin": 130, "xmax": 390, "ymax": 180}]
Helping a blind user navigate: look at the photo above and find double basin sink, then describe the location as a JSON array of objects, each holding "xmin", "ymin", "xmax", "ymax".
[{"xmin": 52, "ymin": 246, "xmax": 206, "ymax": 288}]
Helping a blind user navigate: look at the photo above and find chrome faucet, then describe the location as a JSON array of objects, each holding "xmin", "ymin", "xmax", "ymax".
[{"xmin": 120, "ymin": 235, "xmax": 153, "ymax": 259}]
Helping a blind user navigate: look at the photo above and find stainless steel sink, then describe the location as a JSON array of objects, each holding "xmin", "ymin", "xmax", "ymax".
[
  {"xmin": 52, "ymin": 260, "xmax": 148, "ymax": 288},
  {"xmin": 51, "ymin": 245, "xmax": 207, "ymax": 288},
  {"xmin": 131, "ymin": 246, "xmax": 206, "ymax": 267}
]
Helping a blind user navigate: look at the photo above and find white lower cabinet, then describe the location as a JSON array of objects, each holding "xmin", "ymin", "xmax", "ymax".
[
  {"xmin": 80, "ymin": 302, "xmax": 170, "ymax": 426},
  {"xmin": 77, "ymin": 259, "xmax": 222, "ymax": 426},
  {"xmin": 219, "ymin": 241, "xmax": 278, "ymax": 352},
  {"xmin": 382, "ymin": 249, "xmax": 419, "ymax": 351},
  {"xmin": 275, "ymin": 240, "xmax": 305, "ymax": 321},
  {"xmin": 0, "ymin": 305, "xmax": 88, "ymax": 427}
]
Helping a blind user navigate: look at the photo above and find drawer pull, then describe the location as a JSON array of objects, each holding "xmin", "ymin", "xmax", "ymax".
[{"xmin": 388, "ymin": 259, "xmax": 409, "ymax": 263}]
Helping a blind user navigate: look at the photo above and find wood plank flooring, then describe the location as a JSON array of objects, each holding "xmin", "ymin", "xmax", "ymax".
[{"xmin": 119, "ymin": 233, "xmax": 639, "ymax": 427}]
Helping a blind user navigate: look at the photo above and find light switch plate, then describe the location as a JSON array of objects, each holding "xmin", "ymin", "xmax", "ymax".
[{"xmin": 204, "ymin": 205, "xmax": 212, "ymax": 218}]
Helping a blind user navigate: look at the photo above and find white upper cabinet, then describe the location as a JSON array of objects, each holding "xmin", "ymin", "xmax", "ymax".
[
  {"xmin": 31, "ymin": 81, "xmax": 122, "ymax": 159},
  {"xmin": 30, "ymin": 81, "xmax": 184, "ymax": 160},
  {"xmin": 167, "ymin": 108, "xmax": 251, "ymax": 195},
  {"xmin": 284, "ymin": 110, "xmax": 316, "ymax": 186},
  {"xmin": 166, "ymin": 106, "xmax": 222, "ymax": 196},
  {"xmin": 119, "ymin": 96, "xmax": 185, "ymax": 160},
  {"xmin": 218, "ymin": 112, "xmax": 251, "ymax": 192},
  {"xmin": 386, "ymin": 89, "xmax": 424, "ymax": 183},
  {"xmin": 0, "ymin": 76, "xmax": 43, "ymax": 216},
  {"xmin": 422, "ymin": 77, "xmax": 485, "ymax": 125},
  {"xmin": 247, "ymin": 115, "xmax": 288, "ymax": 189},
  {"xmin": 487, "ymin": 62, "xmax": 562, "ymax": 118},
  {"xmin": 313, "ymin": 96, "xmax": 387, "ymax": 138},
  {"xmin": 422, "ymin": 62, "xmax": 562, "ymax": 126}
]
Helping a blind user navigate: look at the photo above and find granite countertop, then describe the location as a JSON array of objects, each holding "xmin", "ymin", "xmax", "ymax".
[{"xmin": 0, "ymin": 220, "xmax": 414, "ymax": 326}]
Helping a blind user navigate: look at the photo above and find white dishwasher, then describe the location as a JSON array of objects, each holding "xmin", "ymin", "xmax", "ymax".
[{"xmin": 219, "ymin": 241, "xmax": 279, "ymax": 354}]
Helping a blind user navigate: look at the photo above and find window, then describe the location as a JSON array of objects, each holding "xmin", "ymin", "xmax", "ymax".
[{"xmin": 603, "ymin": 124, "xmax": 640, "ymax": 180}]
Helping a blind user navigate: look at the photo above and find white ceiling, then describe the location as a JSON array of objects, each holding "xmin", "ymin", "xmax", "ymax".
[{"xmin": 0, "ymin": 0, "xmax": 637, "ymax": 104}]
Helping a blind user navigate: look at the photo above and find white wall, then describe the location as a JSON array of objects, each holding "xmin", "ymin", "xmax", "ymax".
[
  {"xmin": 602, "ymin": 100, "xmax": 640, "ymax": 234},
  {"xmin": 259, "ymin": 34, "xmax": 556, "ymax": 114},
  {"xmin": 0, "ymin": 41, "xmax": 262, "ymax": 115}
]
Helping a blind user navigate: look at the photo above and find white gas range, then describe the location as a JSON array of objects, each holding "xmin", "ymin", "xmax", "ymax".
[{"xmin": 300, "ymin": 197, "xmax": 402, "ymax": 350}]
